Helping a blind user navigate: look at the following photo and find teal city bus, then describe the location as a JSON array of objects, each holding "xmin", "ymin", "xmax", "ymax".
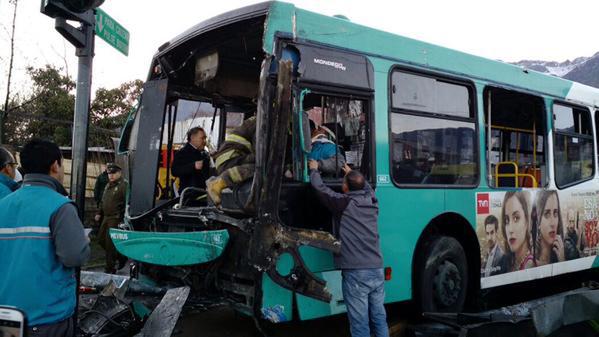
[{"xmin": 114, "ymin": 1, "xmax": 599, "ymax": 323}]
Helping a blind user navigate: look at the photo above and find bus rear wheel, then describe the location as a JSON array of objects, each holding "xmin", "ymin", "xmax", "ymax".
[{"xmin": 416, "ymin": 236, "xmax": 468, "ymax": 313}]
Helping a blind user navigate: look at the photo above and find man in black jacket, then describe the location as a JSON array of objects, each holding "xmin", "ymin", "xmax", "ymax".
[
  {"xmin": 309, "ymin": 160, "xmax": 389, "ymax": 337},
  {"xmin": 172, "ymin": 127, "xmax": 211, "ymax": 194}
]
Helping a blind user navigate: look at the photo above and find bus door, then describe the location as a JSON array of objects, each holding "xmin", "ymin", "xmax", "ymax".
[
  {"xmin": 120, "ymin": 79, "xmax": 168, "ymax": 217},
  {"xmin": 279, "ymin": 42, "xmax": 375, "ymax": 235},
  {"xmin": 266, "ymin": 43, "xmax": 375, "ymax": 318},
  {"xmin": 283, "ymin": 90, "xmax": 373, "ymax": 232}
]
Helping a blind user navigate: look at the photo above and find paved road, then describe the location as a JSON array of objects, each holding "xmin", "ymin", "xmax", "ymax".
[
  {"xmin": 173, "ymin": 305, "xmax": 410, "ymax": 337},
  {"xmin": 174, "ymin": 307, "xmax": 351, "ymax": 337}
]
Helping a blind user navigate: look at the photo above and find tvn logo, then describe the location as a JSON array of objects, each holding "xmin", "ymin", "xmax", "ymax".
[{"xmin": 477, "ymin": 193, "xmax": 490, "ymax": 214}]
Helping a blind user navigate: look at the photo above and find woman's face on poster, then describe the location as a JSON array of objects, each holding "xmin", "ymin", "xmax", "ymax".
[
  {"xmin": 504, "ymin": 195, "xmax": 528, "ymax": 253},
  {"xmin": 540, "ymin": 194, "xmax": 560, "ymax": 246}
]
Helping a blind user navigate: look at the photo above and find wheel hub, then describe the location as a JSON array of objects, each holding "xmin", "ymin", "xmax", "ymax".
[{"xmin": 433, "ymin": 260, "xmax": 462, "ymax": 307}]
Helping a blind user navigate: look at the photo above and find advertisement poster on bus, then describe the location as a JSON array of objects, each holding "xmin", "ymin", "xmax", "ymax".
[{"xmin": 476, "ymin": 190, "xmax": 599, "ymax": 283}]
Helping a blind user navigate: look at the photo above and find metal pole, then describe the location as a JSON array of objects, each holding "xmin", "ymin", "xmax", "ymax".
[
  {"xmin": 70, "ymin": 17, "xmax": 95, "ymax": 217},
  {"xmin": 487, "ymin": 91, "xmax": 492, "ymax": 186}
]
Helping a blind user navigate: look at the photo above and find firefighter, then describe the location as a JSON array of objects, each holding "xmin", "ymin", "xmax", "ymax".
[
  {"xmin": 206, "ymin": 116, "xmax": 256, "ymax": 205},
  {"xmin": 0, "ymin": 146, "xmax": 18, "ymax": 199},
  {"xmin": 95, "ymin": 163, "xmax": 127, "ymax": 273}
]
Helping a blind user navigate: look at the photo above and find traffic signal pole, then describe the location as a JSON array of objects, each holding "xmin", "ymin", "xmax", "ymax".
[
  {"xmin": 41, "ymin": 3, "xmax": 103, "ymax": 336},
  {"xmin": 54, "ymin": 11, "xmax": 95, "ymax": 217},
  {"xmin": 42, "ymin": 2, "xmax": 103, "ymax": 217},
  {"xmin": 70, "ymin": 16, "xmax": 94, "ymax": 217},
  {"xmin": 54, "ymin": 13, "xmax": 95, "ymax": 336}
]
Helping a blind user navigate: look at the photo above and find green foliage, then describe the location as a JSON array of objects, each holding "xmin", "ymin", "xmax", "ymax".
[
  {"xmin": 5, "ymin": 65, "xmax": 75, "ymax": 146},
  {"xmin": 90, "ymin": 79, "xmax": 143, "ymax": 147},
  {"xmin": 4, "ymin": 65, "xmax": 142, "ymax": 148}
]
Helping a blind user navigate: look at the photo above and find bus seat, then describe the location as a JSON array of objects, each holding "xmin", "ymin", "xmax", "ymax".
[
  {"xmin": 422, "ymin": 164, "xmax": 468, "ymax": 185},
  {"xmin": 496, "ymin": 162, "xmax": 517, "ymax": 187},
  {"xmin": 394, "ymin": 160, "xmax": 424, "ymax": 184},
  {"xmin": 220, "ymin": 181, "xmax": 252, "ymax": 214},
  {"xmin": 519, "ymin": 166, "xmax": 541, "ymax": 187}
]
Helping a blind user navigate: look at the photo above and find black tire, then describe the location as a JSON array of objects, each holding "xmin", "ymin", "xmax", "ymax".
[{"xmin": 415, "ymin": 236, "xmax": 468, "ymax": 313}]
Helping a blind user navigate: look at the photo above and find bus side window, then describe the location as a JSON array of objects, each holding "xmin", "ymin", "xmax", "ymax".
[
  {"xmin": 300, "ymin": 93, "xmax": 370, "ymax": 181},
  {"xmin": 596, "ymin": 109, "xmax": 599, "ymax": 167},
  {"xmin": 389, "ymin": 70, "xmax": 477, "ymax": 187},
  {"xmin": 554, "ymin": 104, "xmax": 594, "ymax": 187},
  {"xmin": 484, "ymin": 88, "xmax": 546, "ymax": 188}
]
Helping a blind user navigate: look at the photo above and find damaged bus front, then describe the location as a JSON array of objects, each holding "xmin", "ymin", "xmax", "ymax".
[{"xmin": 114, "ymin": 2, "xmax": 374, "ymax": 323}]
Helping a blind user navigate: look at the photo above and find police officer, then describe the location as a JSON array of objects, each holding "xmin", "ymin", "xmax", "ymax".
[
  {"xmin": 0, "ymin": 146, "xmax": 18, "ymax": 199},
  {"xmin": 206, "ymin": 116, "xmax": 256, "ymax": 205},
  {"xmin": 93, "ymin": 167, "xmax": 109, "ymax": 207},
  {"xmin": 95, "ymin": 163, "xmax": 127, "ymax": 274},
  {"xmin": 0, "ymin": 139, "xmax": 90, "ymax": 336}
]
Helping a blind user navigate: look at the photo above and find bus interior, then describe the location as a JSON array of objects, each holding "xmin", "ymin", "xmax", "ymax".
[
  {"xmin": 135, "ymin": 14, "xmax": 267, "ymax": 215},
  {"xmin": 484, "ymin": 87, "xmax": 547, "ymax": 188},
  {"xmin": 132, "ymin": 21, "xmax": 375, "ymax": 239},
  {"xmin": 280, "ymin": 91, "xmax": 372, "ymax": 233}
]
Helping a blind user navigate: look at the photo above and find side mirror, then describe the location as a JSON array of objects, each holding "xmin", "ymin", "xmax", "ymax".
[{"xmin": 0, "ymin": 306, "xmax": 26, "ymax": 337}]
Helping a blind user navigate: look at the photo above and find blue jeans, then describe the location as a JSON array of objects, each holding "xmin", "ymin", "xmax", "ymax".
[{"xmin": 342, "ymin": 268, "xmax": 389, "ymax": 337}]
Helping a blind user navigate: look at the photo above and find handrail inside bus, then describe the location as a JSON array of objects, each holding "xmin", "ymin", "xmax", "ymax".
[
  {"xmin": 494, "ymin": 161, "xmax": 538, "ymax": 188},
  {"xmin": 298, "ymin": 88, "xmax": 311, "ymax": 183}
]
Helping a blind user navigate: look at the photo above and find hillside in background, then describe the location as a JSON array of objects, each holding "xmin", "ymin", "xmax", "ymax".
[{"xmin": 512, "ymin": 52, "xmax": 599, "ymax": 88}]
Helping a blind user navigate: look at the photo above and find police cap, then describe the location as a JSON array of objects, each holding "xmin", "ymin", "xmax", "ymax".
[{"xmin": 106, "ymin": 163, "xmax": 121, "ymax": 174}]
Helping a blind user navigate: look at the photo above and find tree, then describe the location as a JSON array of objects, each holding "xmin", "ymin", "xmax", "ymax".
[
  {"xmin": 1, "ymin": 0, "xmax": 19, "ymax": 144},
  {"xmin": 4, "ymin": 65, "xmax": 142, "ymax": 148},
  {"xmin": 89, "ymin": 79, "xmax": 143, "ymax": 146},
  {"xmin": 6, "ymin": 65, "xmax": 76, "ymax": 146}
]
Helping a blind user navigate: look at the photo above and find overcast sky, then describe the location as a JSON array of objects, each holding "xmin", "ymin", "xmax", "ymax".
[{"xmin": 0, "ymin": 0, "xmax": 598, "ymax": 99}]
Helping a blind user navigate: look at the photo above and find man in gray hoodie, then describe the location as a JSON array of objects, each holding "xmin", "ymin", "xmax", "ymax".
[{"xmin": 309, "ymin": 160, "xmax": 388, "ymax": 337}]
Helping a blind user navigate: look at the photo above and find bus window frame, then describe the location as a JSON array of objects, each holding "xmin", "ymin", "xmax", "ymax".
[
  {"xmin": 291, "ymin": 83, "xmax": 376, "ymax": 185},
  {"xmin": 595, "ymin": 108, "xmax": 599, "ymax": 174},
  {"xmin": 272, "ymin": 38, "xmax": 377, "ymax": 185},
  {"xmin": 552, "ymin": 101, "xmax": 595, "ymax": 189},
  {"xmin": 483, "ymin": 86, "xmax": 548, "ymax": 189},
  {"xmin": 387, "ymin": 65, "xmax": 480, "ymax": 190}
]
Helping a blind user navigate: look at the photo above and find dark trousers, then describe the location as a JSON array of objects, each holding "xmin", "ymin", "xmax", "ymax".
[
  {"xmin": 28, "ymin": 316, "xmax": 74, "ymax": 337},
  {"xmin": 98, "ymin": 220, "xmax": 126, "ymax": 273}
]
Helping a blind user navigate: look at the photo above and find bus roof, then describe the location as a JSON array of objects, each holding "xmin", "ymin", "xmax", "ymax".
[
  {"xmin": 265, "ymin": 1, "xmax": 599, "ymax": 107},
  {"xmin": 156, "ymin": 1, "xmax": 599, "ymax": 107},
  {"xmin": 155, "ymin": 1, "xmax": 272, "ymax": 57}
]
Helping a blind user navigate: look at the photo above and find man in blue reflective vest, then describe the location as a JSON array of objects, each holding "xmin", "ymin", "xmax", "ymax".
[
  {"xmin": 0, "ymin": 146, "xmax": 18, "ymax": 199},
  {"xmin": 0, "ymin": 139, "xmax": 90, "ymax": 337}
]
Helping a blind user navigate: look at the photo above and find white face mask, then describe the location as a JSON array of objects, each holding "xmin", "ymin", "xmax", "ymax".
[{"xmin": 13, "ymin": 169, "xmax": 22, "ymax": 183}]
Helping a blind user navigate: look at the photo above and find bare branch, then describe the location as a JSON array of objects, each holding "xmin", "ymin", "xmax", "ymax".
[{"xmin": 1, "ymin": 0, "xmax": 18, "ymax": 143}]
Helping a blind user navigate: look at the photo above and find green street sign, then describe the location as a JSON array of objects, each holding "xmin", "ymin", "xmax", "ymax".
[{"xmin": 94, "ymin": 8, "xmax": 129, "ymax": 56}]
